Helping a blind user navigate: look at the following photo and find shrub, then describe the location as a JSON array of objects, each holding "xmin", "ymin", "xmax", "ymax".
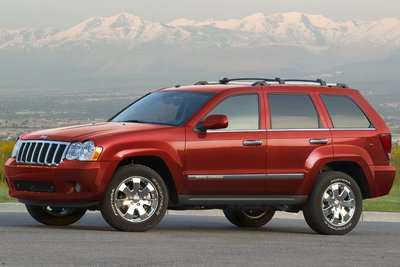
[{"xmin": 0, "ymin": 141, "xmax": 15, "ymax": 183}]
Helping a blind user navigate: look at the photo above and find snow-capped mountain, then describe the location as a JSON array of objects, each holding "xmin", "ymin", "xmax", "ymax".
[
  {"xmin": 0, "ymin": 27, "xmax": 58, "ymax": 49},
  {"xmin": 0, "ymin": 12, "xmax": 399, "ymax": 90},
  {"xmin": 38, "ymin": 13, "xmax": 190, "ymax": 49},
  {"xmin": 1, "ymin": 12, "xmax": 400, "ymax": 50},
  {"xmin": 168, "ymin": 12, "xmax": 400, "ymax": 47}
]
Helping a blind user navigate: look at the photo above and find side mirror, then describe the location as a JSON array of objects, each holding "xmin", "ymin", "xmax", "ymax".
[{"xmin": 198, "ymin": 114, "xmax": 228, "ymax": 132}]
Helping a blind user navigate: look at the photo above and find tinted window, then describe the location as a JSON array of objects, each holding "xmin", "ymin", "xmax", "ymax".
[
  {"xmin": 321, "ymin": 95, "xmax": 372, "ymax": 128},
  {"xmin": 111, "ymin": 91, "xmax": 214, "ymax": 126},
  {"xmin": 268, "ymin": 94, "xmax": 320, "ymax": 129},
  {"xmin": 207, "ymin": 94, "xmax": 259, "ymax": 130}
]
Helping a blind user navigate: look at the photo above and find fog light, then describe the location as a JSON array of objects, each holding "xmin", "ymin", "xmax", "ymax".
[{"xmin": 75, "ymin": 183, "xmax": 81, "ymax": 193}]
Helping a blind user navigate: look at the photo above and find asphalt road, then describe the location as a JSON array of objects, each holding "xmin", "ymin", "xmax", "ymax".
[{"xmin": 0, "ymin": 210, "xmax": 399, "ymax": 267}]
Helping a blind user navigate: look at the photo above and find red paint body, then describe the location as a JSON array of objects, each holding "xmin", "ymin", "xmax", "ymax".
[{"xmin": 4, "ymin": 84, "xmax": 396, "ymax": 209}]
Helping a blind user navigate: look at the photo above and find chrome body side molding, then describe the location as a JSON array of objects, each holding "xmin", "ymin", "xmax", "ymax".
[{"xmin": 187, "ymin": 173, "xmax": 304, "ymax": 180}]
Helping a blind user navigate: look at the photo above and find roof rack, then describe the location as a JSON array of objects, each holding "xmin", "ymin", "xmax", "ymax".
[
  {"xmin": 195, "ymin": 77, "xmax": 348, "ymax": 88},
  {"xmin": 219, "ymin": 77, "xmax": 285, "ymax": 85}
]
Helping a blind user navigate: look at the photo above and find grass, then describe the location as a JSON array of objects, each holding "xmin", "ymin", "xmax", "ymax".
[
  {"xmin": 0, "ymin": 183, "xmax": 15, "ymax": 203},
  {"xmin": 363, "ymin": 183, "xmax": 400, "ymax": 212}
]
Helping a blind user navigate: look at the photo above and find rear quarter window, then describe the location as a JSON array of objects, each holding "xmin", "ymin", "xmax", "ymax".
[{"xmin": 321, "ymin": 94, "xmax": 372, "ymax": 128}]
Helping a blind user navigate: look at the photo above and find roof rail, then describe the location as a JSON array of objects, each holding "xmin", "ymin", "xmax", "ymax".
[
  {"xmin": 283, "ymin": 79, "xmax": 327, "ymax": 86},
  {"xmin": 194, "ymin": 77, "xmax": 348, "ymax": 88},
  {"xmin": 282, "ymin": 79, "xmax": 349, "ymax": 88}
]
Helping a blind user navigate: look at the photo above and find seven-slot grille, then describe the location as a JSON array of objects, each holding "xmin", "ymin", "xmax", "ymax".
[{"xmin": 16, "ymin": 140, "xmax": 70, "ymax": 166}]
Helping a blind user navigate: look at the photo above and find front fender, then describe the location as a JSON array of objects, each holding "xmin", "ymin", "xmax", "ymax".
[{"xmin": 110, "ymin": 147, "xmax": 185, "ymax": 195}]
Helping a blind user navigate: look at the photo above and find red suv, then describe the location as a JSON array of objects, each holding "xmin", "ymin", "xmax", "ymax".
[{"xmin": 4, "ymin": 78, "xmax": 396, "ymax": 235}]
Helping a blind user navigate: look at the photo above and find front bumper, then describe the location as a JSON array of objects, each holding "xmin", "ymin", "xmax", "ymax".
[{"xmin": 4, "ymin": 158, "xmax": 116, "ymax": 206}]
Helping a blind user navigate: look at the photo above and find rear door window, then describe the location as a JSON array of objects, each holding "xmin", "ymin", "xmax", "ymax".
[{"xmin": 268, "ymin": 94, "xmax": 320, "ymax": 129}]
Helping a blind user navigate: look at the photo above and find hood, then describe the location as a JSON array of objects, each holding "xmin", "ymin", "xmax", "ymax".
[{"xmin": 20, "ymin": 122, "xmax": 172, "ymax": 142}]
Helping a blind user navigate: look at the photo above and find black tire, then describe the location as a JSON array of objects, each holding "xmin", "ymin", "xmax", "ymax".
[
  {"xmin": 25, "ymin": 205, "xmax": 86, "ymax": 226},
  {"xmin": 303, "ymin": 171, "xmax": 362, "ymax": 235},
  {"xmin": 223, "ymin": 209, "xmax": 275, "ymax": 228},
  {"xmin": 100, "ymin": 164, "xmax": 168, "ymax": 232}
]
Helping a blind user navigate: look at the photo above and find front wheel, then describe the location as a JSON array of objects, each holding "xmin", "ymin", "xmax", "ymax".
[
  {"xmin": 25, "ymin": 205, "xmax": 86, "ymax": 226},
  {"xmin": 100, "ymin": 164, "xmax": 168, "ymax": 232},
  {"xmin": 303, "ymin": 171, "xmax": 362, "ymax": 235},
  {"xmin": 223, "ymin": 209, "xmax": 275, "ymax": 228}
]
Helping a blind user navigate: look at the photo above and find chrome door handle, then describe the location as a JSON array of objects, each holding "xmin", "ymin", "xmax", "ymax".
[
  {"xmin": 309, "ymin": 139, "xmax": 328, "ymax": 145},
  {"xmin": 243, "ymin": 140, "xmax": 263, "ymax": 146}
]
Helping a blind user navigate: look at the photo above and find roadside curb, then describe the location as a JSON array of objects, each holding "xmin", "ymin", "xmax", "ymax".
[
  {"xmin": 167, "ymin": 209, "xmax": 400, "ymax": 223},
  {"xmin": 1, "ymin": 203, "xmax": 399, "ymax": 223}
]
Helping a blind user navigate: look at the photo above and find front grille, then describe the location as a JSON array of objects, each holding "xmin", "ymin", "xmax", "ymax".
[{"xmin": 16, "ymin": 140, "xmax": 70, "ymax": 166}]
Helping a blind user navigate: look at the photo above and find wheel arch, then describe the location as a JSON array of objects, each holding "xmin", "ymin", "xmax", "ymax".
[
  {"xmin": 322, "ymin": 161, "xmax": 371, "ymax": 199},
  {"xmin": 116, "ymin": 156, "xmax": 180, "ymax": 205}
]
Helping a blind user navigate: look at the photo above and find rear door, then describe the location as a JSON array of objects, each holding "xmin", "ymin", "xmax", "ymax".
[{"xmin": 265, "ymin": 90, "xmax": 333, "ymax": 195}]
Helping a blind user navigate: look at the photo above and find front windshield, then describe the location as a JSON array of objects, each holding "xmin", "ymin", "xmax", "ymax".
[{"xmin": 111, "ymin": 91, "xmax": 215, "ymax": 126}]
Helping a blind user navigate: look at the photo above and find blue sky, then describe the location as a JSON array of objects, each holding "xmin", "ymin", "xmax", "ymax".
[{"xmin": 1, "ymin": 0, "xmax": 399, "ymax": 29}]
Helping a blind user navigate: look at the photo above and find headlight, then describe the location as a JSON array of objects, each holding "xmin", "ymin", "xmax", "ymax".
[
  {"xmin": 66, "ymin": 142, "xmax": 83, "ymax": 160},
  {"xmin": 66, "ymin": 141, "xmax": 102, "ymax": 161},
  {"xmin": 11, "ymin": 139, "xmax": 22, "ymax": 158},
  {"xmin": 79, "ymin": 141, "xmax": 96, "ymax": 161}
]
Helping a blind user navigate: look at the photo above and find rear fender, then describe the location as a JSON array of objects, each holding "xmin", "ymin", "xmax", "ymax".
[
  {"xmin": 333, "ymin": 145, "xmax": 374, "ymax": 182},
  {"xmin": 301, "ymin": 145, "xmax": 373, "ymax": 195},
  {"xmin": 299, "ymin": 146, "xmax": 334, "ymax": 194}
]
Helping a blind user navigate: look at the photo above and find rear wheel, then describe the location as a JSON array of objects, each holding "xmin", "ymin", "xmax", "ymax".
[
  {"xmin": 25, "ymin": 205, "xmax": 86, "ymax": 226},
  {"xmin": 223, "ymin": 209, "xmax": 275, "ymax": 228},
  {"xmin": 303, "ymin": 171, "xmax": 362, "ymax": 235},
  {"xmin": 100, "ymin": 164, "xmax": 168, "ymax": 232}
]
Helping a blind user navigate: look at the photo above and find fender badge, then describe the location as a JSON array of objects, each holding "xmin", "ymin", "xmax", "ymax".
[{"xmin": 39, "ymin": 135, "xmax": 48, "ymax": 140}]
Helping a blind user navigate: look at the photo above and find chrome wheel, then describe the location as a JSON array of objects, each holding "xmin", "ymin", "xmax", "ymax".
[
  {"xmin": 101, "ymin": 164, "xmax": 168, "ymax": 231},
  {"xmin": 113, "ymin": 176, "xmax": 159, "ymax": 223},
  {"xmin": 321, "ymin": 182, "xmax": 356, "ymax": 227}
]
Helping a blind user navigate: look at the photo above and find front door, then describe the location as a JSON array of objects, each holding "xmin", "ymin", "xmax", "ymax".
[{"xmin": 185, "ymin": 91, "xmax": 267, "ymax": 195}]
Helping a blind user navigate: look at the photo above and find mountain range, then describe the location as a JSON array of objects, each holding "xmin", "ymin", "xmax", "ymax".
[{"xmin": 1, "ymin": 12, "xmax": 399, "ymax": 91}]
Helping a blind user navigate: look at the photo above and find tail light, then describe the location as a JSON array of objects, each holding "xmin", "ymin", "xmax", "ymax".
[{"xmin": 379, "ymin": 133, "xmax": 392, "ymax": 161}]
